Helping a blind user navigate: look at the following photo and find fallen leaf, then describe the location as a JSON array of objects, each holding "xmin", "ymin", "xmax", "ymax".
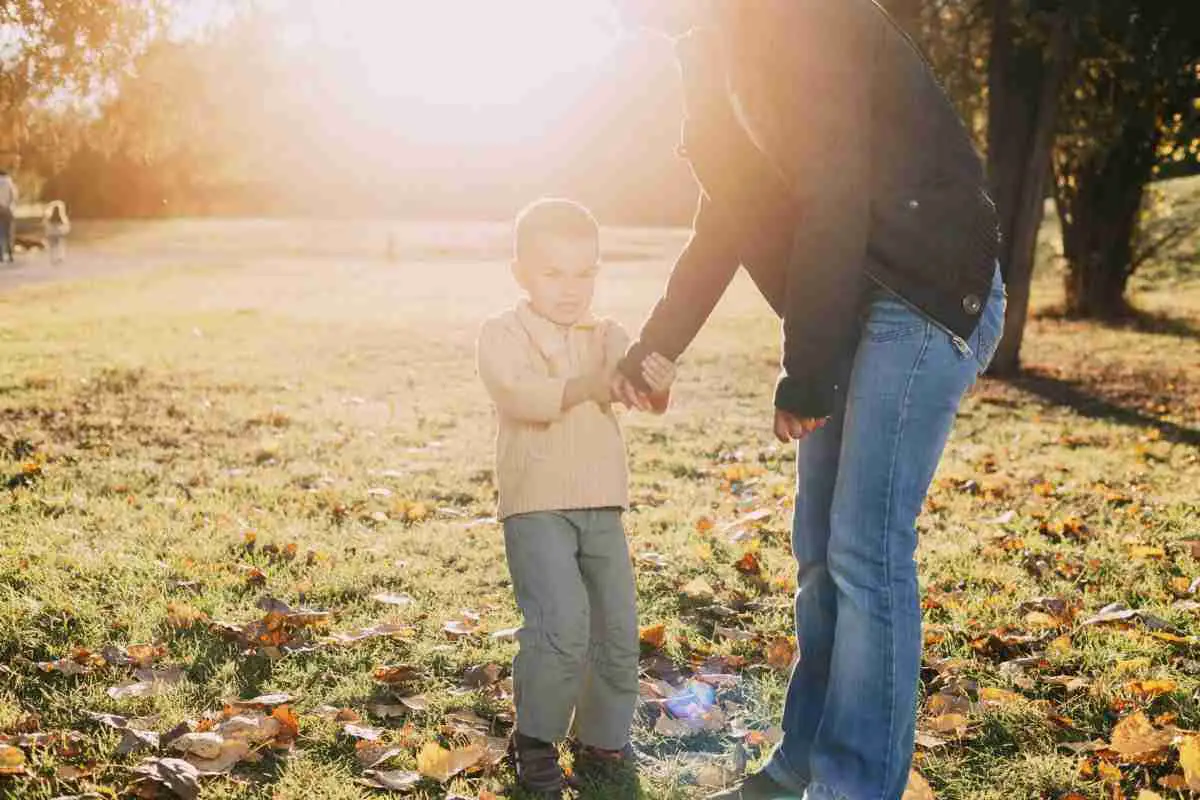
[
  {"xmin": 356, "ymin": 743, "xmax": 403, "ymax": 769},
  {"xmin": 979, "ymin": 687, "xmax": 1023, "ymax": 707},
  {"xmin": 734, "ymin": 551, "xmax": 762, "ymax": 576},
  {"xmin": 1128, "ymin": 545, "xmax": 1166, "ymax": 560},
  {"xmin": 927, "ymin": 713, "xmax": 970, "ymax": 735},
  {"xmin": 131, "ymin": 757, "xmax": 201, "ymax": 800},
  {"xmin": 1110, "ymin": 711, "xmax": 1172, "ymax": 761},
  {"xmin": 373, "ymin": 664, "xmax": 420, "ymax": 685},
  {"xmin": 765, "ymin": 637, "xmax": 796, "ymax": 671},
  {"xmin": 371, "ymin": 592, "xmax": 414, "ymax": 608},
  {"xmin": 681, "ymin": 577, "xmax": 716, "ymax": 601},
  {"xmin": 1179, "ymin": 735, "xmax": 1200, "ymax": 790},
  {"xmin": 462, "ymin": 663, "xmax": 502, "ymax": 689},
  {"xmin": 117, "ymin": 728, "xmax": 161, "ymax": 756},
  {"xmin": 695, "ymin": 517, "xmax": 715, "ymax": 534},
  {"xmin": 399, "ymin": 695, "xmax": 430, "ymax": 712},
  {"xmin": 1081, "ymin": 603, "xmax": 1140, "ymax": 627},
  {"xmin": 443, "ymin": 620, "xmax": 478, "ymax": 639},
  {"xmin": 188, "ymin": 739, "xmax": 252, "ymax": 774},
  {"xmin": 415, "ymin": 741, "xmax": 485, "ymax": 782},
  {"xmin": 490, "ymin": 627, "xmax": 519, "ymax": 642},
  {"xmin": 1124, "ymin": 679, "xmax": 1177, "ymax": 699},
  {"xmin": 639, "ymin": 623, "xmax": 667, "ymax": 649},
  {"xmin": 228, "ymin": 693, "xmax": 293, "ymax": 709},
  {"xmin": 1136, "ymin": 791, "xmax": 1165, "ymax": 800},
  {"xmin": 166, "ymin": 603, "xmax": 209, "ymax": 629},
  {"xmin": 0, "ymin": 744, "xmax": 26, "ymax": 775},
  {"xmin": 1114, "ymin": 657, "xmax": 1152, "ymax": 675},
  {"xmin": 324, "ymin": 623, "xmax": 412, "ymax": 646},
  {"xmin": 714, "ymin": 625, "xmax": 756, "ymax": 642},
  {"xmin": 342, "ymin": 724, "xmax": 383, "ymax": 741},
  {"xmin": 902, "ymin": 769, "xmax": 935, "ymax": 800},
  {"xmin": 361, "ymin": 769, "xmax": 423, "ymax": 791}
]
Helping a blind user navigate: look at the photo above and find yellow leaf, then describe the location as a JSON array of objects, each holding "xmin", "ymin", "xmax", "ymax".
[
  {"xmin": 1124, "ymin": 679, "xmax": 1177, "ymax": 699},
  {"xmin": 1048, "ymin": 635, "xmax": 1073, "ymax": 654},
  {"xmin": 979, "ymin": 687, "xmax": 1023, "ymax": 706},
  {"xmin": 415, "ymin": 741, "xmax": 484, "ymax": 783},
  {"xmin": 927, "ymin": 713, "xmax": 969, "ymax": 734},
  {"xmin": 1128, "ymin": 545, "xmax": 1165, "ymax": 560},
  {"xmin": 1114, "ymin": 657, "xmax": 1152, "ymax": 675},
  {"xmin": 0, "ymin": 744, "xmax": 25, "ymax": 775},
  {"xmin": 901, "ymin": 769, "xmax": 935, "ymax": 800},
  {"xmin": 1135, "ymin": 791, "xmax": 1163, "ymax": 800},
  {"xmin": 1098, "ymin": 760, "xmax": 1122, "ymax": 783},
  {"xmin": 1179, "ymin": 735, "xmax": 1200, "ymax": 790}
]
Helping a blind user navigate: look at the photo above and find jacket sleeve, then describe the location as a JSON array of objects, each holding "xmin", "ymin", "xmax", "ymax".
[
  {"xmin": 477, "ymin": 319, "xmax": 566, "ymax": 424},
  {"xmin": 619, "ymin": 196, "xmax": 740, "ymax": 391},
  {"xmin": 772, "ymin": 0, "xmax": 875, "ymax": 418}
]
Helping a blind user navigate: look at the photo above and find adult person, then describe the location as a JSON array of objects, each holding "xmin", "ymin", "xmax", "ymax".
[
  {"xmin": 0, "ymin": 169, "xmax": 17, "ymax": 263},
  {"xmin": 609, "ymin": 2, "xmax": 1006, "ymax": 798}
]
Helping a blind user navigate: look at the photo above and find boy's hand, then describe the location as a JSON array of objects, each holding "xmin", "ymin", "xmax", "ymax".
[
  {"xmin": 641, "ymin": 353, "xmax": 676, "ymax": 395},
  {"xmin": 611, "ymin": 373, "xmax": 652, "ymax": 411}
]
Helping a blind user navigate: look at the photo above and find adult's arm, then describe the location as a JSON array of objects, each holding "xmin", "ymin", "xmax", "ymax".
[
  {"xmin": 771, "ymin": 0, "xmax": 874, "ymax": 418},
  {"xmin": 618, "ymin": 196, "xmax": 740, "ymax": 391}
]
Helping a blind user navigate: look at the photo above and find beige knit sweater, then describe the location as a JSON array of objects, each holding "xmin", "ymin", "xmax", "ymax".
[{"xmin": 477, "ymin": 302, "xmax": 629, "ymax": 520}]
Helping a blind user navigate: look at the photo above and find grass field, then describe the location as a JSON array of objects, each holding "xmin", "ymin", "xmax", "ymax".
[{"xmin": 0, "ymin": 215, "xmax": 1197, "ymax": 800}]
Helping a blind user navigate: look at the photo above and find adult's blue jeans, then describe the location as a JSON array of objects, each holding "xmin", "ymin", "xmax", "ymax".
[{"xmin": 765, "ymin": 267, "xmax": 1006, "ymax": 800}]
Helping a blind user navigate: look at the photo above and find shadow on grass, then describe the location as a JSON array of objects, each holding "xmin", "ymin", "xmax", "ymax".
[
  {"xmin": 1035, "ymin": 304, "xmax": 1200, "ymax": 342},
  {"xmin": 1001, "ymin": 368, "xmax": 1200, "ymax": 449}
]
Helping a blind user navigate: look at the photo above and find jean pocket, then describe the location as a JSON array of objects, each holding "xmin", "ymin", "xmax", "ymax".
[{"xmin": 864, "ymin": 295, "xmax": 927, "ymax": 343}]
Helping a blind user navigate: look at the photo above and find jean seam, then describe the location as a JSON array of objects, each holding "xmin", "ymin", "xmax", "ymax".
[{"xmin": 873, "ymin": 322, "xmax": 931, "ymax": 800}]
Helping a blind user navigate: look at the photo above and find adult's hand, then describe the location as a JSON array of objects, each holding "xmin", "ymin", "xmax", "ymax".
[
  {"xmin": 612, "ymin": 373, "xmax": 653, "ymax": 412},
  {"xmin": 774, "ymin": 409, "xmax": 829, "ymax": 443}
]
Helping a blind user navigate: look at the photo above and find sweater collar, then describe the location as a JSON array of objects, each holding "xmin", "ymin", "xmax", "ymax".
[{"xmin": 516, "ymin": 301, "xmax": 599, "ymax": 360}]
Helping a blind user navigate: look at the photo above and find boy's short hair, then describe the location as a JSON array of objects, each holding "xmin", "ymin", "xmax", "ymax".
[{"xmin": 514, "ymin": 197, "xmax": 599, "ymax": 265}]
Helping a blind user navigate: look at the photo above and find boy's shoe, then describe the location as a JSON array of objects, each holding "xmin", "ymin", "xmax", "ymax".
[
  {"xmin": 568, "ymin": 741, "xmax": 638, "ymax": 787},
  {"xmin": 510, "ymin": 732, "xmax": 565, "ymax": 798},
  {"xmin": 705, "ymin": 770, "xmax": 799, "ymax": 799}
]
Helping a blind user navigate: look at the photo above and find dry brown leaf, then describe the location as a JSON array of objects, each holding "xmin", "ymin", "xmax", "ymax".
[
  {"xmin": 166, "ymin": 602, "xmax": 209, "ymax": 629},
  {"xmin": 765, "ymin": 637, "xmax": 796, "ymax": 671},
  {"xmin": 343, "ymin": 723, "xmax": 383, "ymax": 741},
  {"xmin": 463, "ymin": 663, "xmax": 502, "ymax": 689},
  {"xmin": 356, "ymin": 742, "xmax": 403, "ymax": 769},
  {"xmin": 373, "ymin": 664, "xmax": 420, "ymax": 685},
  {"xmin": 1109, "ymin": 712, "xmax": 1172, "ymax": 761},
  {"xmin": 131, "ymin": 757, "xmax": 202, "ymax": 800},
  {"xmin": 681, "ymin": 576, "xmax": 716, "ymax": 601},
  {"xmin": 188, "ymin": 738, "xmax": 252, "ymax": 774},
  {"xmin": 443, "ymin": 620, "xmax": 478, "ymax": 639},
  {"xmin": 228, "ymin": 692, "xmax": 293, "ymax": 709}
]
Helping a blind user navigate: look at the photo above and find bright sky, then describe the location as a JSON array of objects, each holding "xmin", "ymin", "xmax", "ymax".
[{"xmin": 177, "ymin": 0, "xmax": 628, "ymax": 144}]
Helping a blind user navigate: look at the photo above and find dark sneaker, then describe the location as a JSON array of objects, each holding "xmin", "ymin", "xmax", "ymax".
[
  {"xmin": 511, "ymin": 732, "xmax": 565, "ymax": 798},
  {"xmin": 705, "ymin": 770, "xmax": 799, "ymax": 799},
  {"xmin": 569, "ymin": 741, "xmax": 638, "ymax": 786}
]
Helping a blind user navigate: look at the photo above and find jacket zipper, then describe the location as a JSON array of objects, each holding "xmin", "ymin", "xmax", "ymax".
[{"xmin": 867, "ymin": 271, "xmax": 973, "ymax": 357}]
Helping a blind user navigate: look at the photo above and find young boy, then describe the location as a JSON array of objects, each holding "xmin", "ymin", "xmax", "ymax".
[{"xmin": 477, "ymin": 198, "xmax": 675, "ymax": 798}]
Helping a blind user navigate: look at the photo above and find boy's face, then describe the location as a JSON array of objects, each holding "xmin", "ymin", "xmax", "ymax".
[{"xmin": 515, "ymin": 234, "xmax": 600, "ymax": 326}]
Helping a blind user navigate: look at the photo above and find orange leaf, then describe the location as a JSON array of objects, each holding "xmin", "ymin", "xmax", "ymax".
[
  {"xmin": 1109, "ymin": 712, "xmax": 1172, "ymax": 761},
  {"xmin": 734, "ymin": 551, "xmax": 762, "ymax": 576},
  {"xmin": 639, "ymin": 624, "xmax": 667, "ymax": 650},
  {"xmin": 271, "ymin": 705, "xmax": 299, "ymax": 746},
  {"xmin": 1179, "ymin": 735, "xmax": 1200, "ymax": 790},
  {"xmin": 0, "ymin": 744, "xmax": 25, "ymax": 775},
  {"xmin": 765, "ymin": 637, "xmax": 795, "ymax": 671}
]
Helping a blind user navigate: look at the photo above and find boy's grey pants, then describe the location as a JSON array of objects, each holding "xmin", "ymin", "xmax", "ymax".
[{"xmin": 503, "ymin": 509, "xmax": 639, "ymax": 750}]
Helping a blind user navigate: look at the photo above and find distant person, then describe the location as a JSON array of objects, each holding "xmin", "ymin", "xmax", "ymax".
[
  {"xmin": 476, "ymin": 198, "xmax": 676, "ymax": 798},
  {"xmin": 0, "ymin": 169, "xmax": 16, "ymax": 263},
  {"xmin": 610, "ymin": 2, "xmax": 1005, "ymax": 799},
  {"xmin": 44, "ymin": 201, "xmax": 71, "ymax": 264}
]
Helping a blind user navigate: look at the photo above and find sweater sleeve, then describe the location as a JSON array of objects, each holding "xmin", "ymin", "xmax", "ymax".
[
  {"xmin": 477, "ymin": 319, "xmax": 566, "ymax": 424},
  {"xmin": 772, "ymin": 1, "xmax": 874, "ymax": 418},
  {"xmin": 619, "ymin": 196, "xmax": 740, "ymax": 391}
]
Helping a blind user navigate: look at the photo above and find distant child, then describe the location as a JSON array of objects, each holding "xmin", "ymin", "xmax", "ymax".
[
  {"xmin": 0, "ymin": 169, "xmax": 16, "ymax": 263},
  {"xmin": 44, "ymin": 201, "xmax": 70, "ymax": 264},
  {"xmin": 477, "ymin": 198, "xmax": 676, "ymax": 798}
]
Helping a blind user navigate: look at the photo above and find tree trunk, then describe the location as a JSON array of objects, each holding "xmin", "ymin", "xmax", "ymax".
[{"xmin": 985, "ymin": 2, "xmax": 1073, "ymax": 376}]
